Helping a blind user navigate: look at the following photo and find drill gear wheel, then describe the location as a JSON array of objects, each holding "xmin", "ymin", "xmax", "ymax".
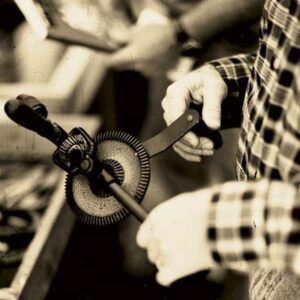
[{"xmin": 65, "ymin": 131, "xmax": 150, "ymax": 226}]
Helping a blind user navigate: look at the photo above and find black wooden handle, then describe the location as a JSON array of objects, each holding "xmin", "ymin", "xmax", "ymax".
[
  {"xmin": 192, "ymin": 120, "xmax": 223, "ymax": 149},
  {"xmin": 5, "ymin": 95, "xmax": 67, "ymax": 146},
  {"xmin": 191, "ymin": 96, "xmax": 243, "ymax": 149}
]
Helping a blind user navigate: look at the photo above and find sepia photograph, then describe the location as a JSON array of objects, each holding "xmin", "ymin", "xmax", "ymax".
[{"xmin": 0, "ymin": 0, "xmax": 299, "ymax": 299}]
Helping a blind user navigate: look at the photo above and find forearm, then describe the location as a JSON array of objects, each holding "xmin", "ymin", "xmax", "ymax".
[
  {"xmin": 207, "ymin": 179, "xmax": 300, "ymax": 274},
  {"xmin": 180, "ymin": 0, "xmax": 264, "ymax": 44}
]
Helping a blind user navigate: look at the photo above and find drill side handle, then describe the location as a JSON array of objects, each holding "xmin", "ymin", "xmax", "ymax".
[
  {"xmin": 5, "ymin": 95, "xmax": 68, "ymax": 146},
  {"xmin": 143, "ymin": 96, "xmax": 243, "ymax": 158}
]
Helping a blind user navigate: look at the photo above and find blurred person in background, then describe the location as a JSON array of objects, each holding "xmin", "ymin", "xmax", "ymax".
[
  {"xmin": 0, "ymin": 0, "xmax": 131, "ymax": 113},
  {"xmin": 109, "ymin": 0, "xmax": 264, "ymax": 78},
  {"xmin": 137, "ymin": 0, "xmax": 300, "ymax": 299}
]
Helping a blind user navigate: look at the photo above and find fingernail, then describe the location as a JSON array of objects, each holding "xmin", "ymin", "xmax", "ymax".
[
  {"xmin": 183, "ymin": 133, "xmax": 198, "ymax": 147},
  {"xmin": 209, "ymin": 119, "xmax": 220, "ymax": 129},
  {"xmin": 204, "ymin": 116, "xmax": 220, "ymax": 129},
  {"xmin": 199, "ymin": 140, "xmax": 213, "ymax": 149}
]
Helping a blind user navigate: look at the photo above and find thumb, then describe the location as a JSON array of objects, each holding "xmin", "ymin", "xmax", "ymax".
[
  {"xmin": 156, "ymin": 267, "xmax": 186, "ymax": 287},
  {"xmin": 202, "ymin": 79, "xmax": 227, "ymax": 130},
  {"xmin": 136, "ymin": 219, "xmax": 152, "ymax": 248},
  {"xmin": 162, "ymin": 84, "xmax": 191, "ymax": 126},
  {"xmin": 156, "ymin": 268, "xmax": 176, "ymax": 286}
]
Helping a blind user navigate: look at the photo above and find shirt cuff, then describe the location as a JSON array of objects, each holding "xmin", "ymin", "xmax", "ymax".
[
  {"xmin": 207, "ymin": 61, "xmax": 241, "ymax": 99},
  {"xmin": 206, "ymin": 180, "xmax": 269, "ymax": 272}
]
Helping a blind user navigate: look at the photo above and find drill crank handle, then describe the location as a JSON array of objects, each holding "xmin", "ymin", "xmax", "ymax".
[
  {"xmin": 143, "ymin": 109, "xmax": 201, "ymax": 158},
  {"xmin": 143, "ymin": 97, "xmax": 243, "ymax": 158},
  {"xmin": 102, "ymin": 169, "xmax": 148, "ymax": 222},
  {"xmin": 5, "ymin": 95, "xmax": 68, "ymax": 146}
]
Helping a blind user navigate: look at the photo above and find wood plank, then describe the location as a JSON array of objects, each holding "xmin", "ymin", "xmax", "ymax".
[
  {"xmin": 0, "ymin": 116, "xmax": 101, "ymax": 299},
  {"xmin": 10, "ymin": 174, "xmax": 75, "ymax": 300}
]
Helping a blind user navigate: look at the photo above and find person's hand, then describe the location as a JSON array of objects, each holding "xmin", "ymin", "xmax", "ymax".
[
  {"xmin": 136, "ymin": 189, "xmax": 216, "ymax": 286},
  {"xmin": 162, "ymin": 65, "xmax": 228, "ymax": 162},
  {"xmin": 108, "ymin": 23, "xmax": 179, "ymax": 77}
]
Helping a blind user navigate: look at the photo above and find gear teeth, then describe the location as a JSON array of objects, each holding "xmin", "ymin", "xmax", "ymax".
[
  {"xmin": 65, "ymin": 131, "xmax": 150, "ymax": 226},
  {"xmin": 95, "ymin": 130, "xmax": 150, "ymax": 204},
  {"xmin": 59, "ymin": 134, "xmax": 87, "ymax": 162}
]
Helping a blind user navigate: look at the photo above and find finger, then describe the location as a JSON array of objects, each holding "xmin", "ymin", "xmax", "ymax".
[
  {"xmin": 175, "ymin": 141, "xmax": 202, "ymax": 155},
  {"xmin": 162, "ymin": 99, "xmax": 187, "ymax": 126},
  {"xmin": 173, "ymin": 144, "xmax": 201, "ymax": 162},
  {"xmin": 179, "ymin": 71, "xmax": 204, "ymax": 103},
  {"xmin": 156, "ymin": 268, "xmax": 181, "ymax": 287},
  {"xmin": 180, "ymin": 132, "xmax": 200, "ymax": 147},
  {"xmin": 198, "ymin": 137, "xmax": 214, "ymax": 149},
  {"xmin": 108, "ymin": 46, "xmax": 135, "ymax": 70},
  {"xmin": 162, "ymin": 84, "xmax": 190, "ymax": 125},
  {"xmin": 198, "ymin": 149, "xmax": 214, "ymax": 156},
  {"xmin": 161, "ymin": 97, "xmax": 168, "ymax": 112},
  {"xmin": 176, "ymin": 141, "xmax": 214, "ymax": 156},
  {"xmin": 136, "ymin": 220, "xmax": 153, "ymax": 248},
  {"xmin": 202, "ymin": 79, "xmax": 226, "ymax": 130},
  {"xmin": 180, "ymin": 135, "xmax": 214, "ymax": 150},
  {"xmin": 147, "ymin": 239, "xmax": 160, "ymax": 264}
]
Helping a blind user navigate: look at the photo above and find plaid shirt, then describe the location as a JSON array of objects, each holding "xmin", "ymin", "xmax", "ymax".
[{"xmin": 206, "ymin": 0, "xmax": 300, "ymax": 274}]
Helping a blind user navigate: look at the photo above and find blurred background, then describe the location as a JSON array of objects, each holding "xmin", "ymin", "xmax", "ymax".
[{"xmin": 0, "ymin": 0, "xmax": 263, "ymax": 299}]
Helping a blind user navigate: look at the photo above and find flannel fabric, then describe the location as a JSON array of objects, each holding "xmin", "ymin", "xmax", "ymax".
[{"xmin": 206, "ymin": 0, "xmax": 300, "ymax": 274}]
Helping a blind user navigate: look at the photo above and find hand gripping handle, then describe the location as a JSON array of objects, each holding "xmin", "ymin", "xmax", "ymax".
[
  {"xmin": 5, "ymin": 94, "xmax": 68, "ymax": 146},
  {"xmin": 143, "ymin": 97, "xmax": 242, "ymax": 158},
  {"xmin": 143, "ymin": 107, "xmax": 222, "ymax": 158}
]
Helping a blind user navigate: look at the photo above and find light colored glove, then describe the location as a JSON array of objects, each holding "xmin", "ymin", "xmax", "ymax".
[
  {"xmin": 137, "ymin": 189, "xmax": 216, "ymax": 286},
  {"xmin": 162, "ymin": 65, "xmax": 228, "ymax": 162},
  {"xmin": 108, "ymin": 22, "xmax": 179, "ymax": 77}
]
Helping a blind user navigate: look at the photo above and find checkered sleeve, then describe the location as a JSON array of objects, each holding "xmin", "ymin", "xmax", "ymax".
[
  {"xmin": 207, "ymin": 179, "xmax": 300, "ymax": 274},
  {"xmin": 207, "ymin": 53, "xmax": 256, "ymax": 101}
]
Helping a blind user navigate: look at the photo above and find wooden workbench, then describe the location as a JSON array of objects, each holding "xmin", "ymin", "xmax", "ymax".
[{"xmin": 0, "ymin": 114, "xmax": 101, "ymax": 300}]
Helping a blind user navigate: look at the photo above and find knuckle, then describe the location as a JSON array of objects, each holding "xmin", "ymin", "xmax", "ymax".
[
  {"xmin": 166, "ymin": 84, "xmax": 176, "ymax": 97},
  {"xmin": 162, "ymin": 112, "xmax": 167, "ymax": 121},
  {"xmin": 204, "ymin": 106, "xmax": 221, "ymax": 114},
  {"xmin": 161, "ymin": 98, "xmax": 168, "ymax": 110},
  {"xmin": 214, "ymin": 79, "xmax": 225, "ymax": 89},
  {"xmin": 202, "ymin": 65, "xmax": 217, "ymax": 76},
  {"xmin": 215, "ymin": 81, "xmax": 227, "ymax": 95}
]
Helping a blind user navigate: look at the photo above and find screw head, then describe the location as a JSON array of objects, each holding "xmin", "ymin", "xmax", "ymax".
[
  {"xmin": 187, "ymin": 114, "xmax": 193, "ymax": 122},
  {"xmin": 80, "ymin": 158, "xmax": 91, "ymax": 171}
]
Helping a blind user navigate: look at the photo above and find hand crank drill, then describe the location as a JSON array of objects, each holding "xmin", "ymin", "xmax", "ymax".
[
  {"xmin": 5, "ymin": 95, "xmax": 148, "ymax": 221},
  {"xmin": 5, "ymin": 95, "xmax": 241, "ymax": 224}
]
